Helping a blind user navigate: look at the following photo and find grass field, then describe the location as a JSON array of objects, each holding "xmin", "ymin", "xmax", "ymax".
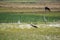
[
  {"xmin": 0, "ymin": 2, "xmax": 60, "ymax": 40},
  {"xmin": 0, "ymin": 12, "xmax": 60, "ymax": 40},
  {"xmin": 0, "ymin": 26, "xmax": 60, "ymax": 40},
  {"xmin": 0, "ymin": 12, "xmax": 60, "ymax": 23}
]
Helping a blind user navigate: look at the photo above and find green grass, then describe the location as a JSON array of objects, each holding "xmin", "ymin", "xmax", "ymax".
[
  {"xmin": 0, "ymin": 27, "xmax": 60, "ymax": 40},
  {"xmin": 0, "ymin": 12, "xmax": 60, "ymax": 40},
  {"xmin": 0, "ymin": 12, "xmax": 60, "ymax": 23}
]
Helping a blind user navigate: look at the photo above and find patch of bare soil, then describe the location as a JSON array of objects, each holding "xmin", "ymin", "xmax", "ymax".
[{"xmin": 0, "ymin": 2, "xmax": 60, "ymax": 11}]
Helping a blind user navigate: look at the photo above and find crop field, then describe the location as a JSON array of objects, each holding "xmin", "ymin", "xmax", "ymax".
[{"xmin": 0, "ymin": 12, "xmax": 60, "ymax": 40}]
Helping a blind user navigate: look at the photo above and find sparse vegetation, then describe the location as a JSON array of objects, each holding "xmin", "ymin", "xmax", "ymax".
[
  {"xmin": 0, "ymin": 12, "xmax": 60, "ymax": 40},
  {"xmin": 0, "ymin": 1, "xmax": 60, "ymax": 40},
  {"xmin": 0, "ymin": 26, "xmax": 60, "ymax": 40}
]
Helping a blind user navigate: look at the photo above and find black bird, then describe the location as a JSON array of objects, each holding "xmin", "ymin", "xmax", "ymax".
[
  {"xmin": 45, "ymin": 7, "xmax": 51, "ymax": 12},
  {"xmin": 30, "ymin": 24, "xmax": 38, "ymax": 28}
]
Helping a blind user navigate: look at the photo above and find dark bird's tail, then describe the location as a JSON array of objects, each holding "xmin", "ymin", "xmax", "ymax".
[{"xmin": 30, "ymin": 24, "xmax": 38, "ymax": 28}]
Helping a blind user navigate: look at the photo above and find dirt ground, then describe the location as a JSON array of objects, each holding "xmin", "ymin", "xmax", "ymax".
[{"xmin": 0, "ymin": 2, "xmax": 60, "ymax": 12}]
